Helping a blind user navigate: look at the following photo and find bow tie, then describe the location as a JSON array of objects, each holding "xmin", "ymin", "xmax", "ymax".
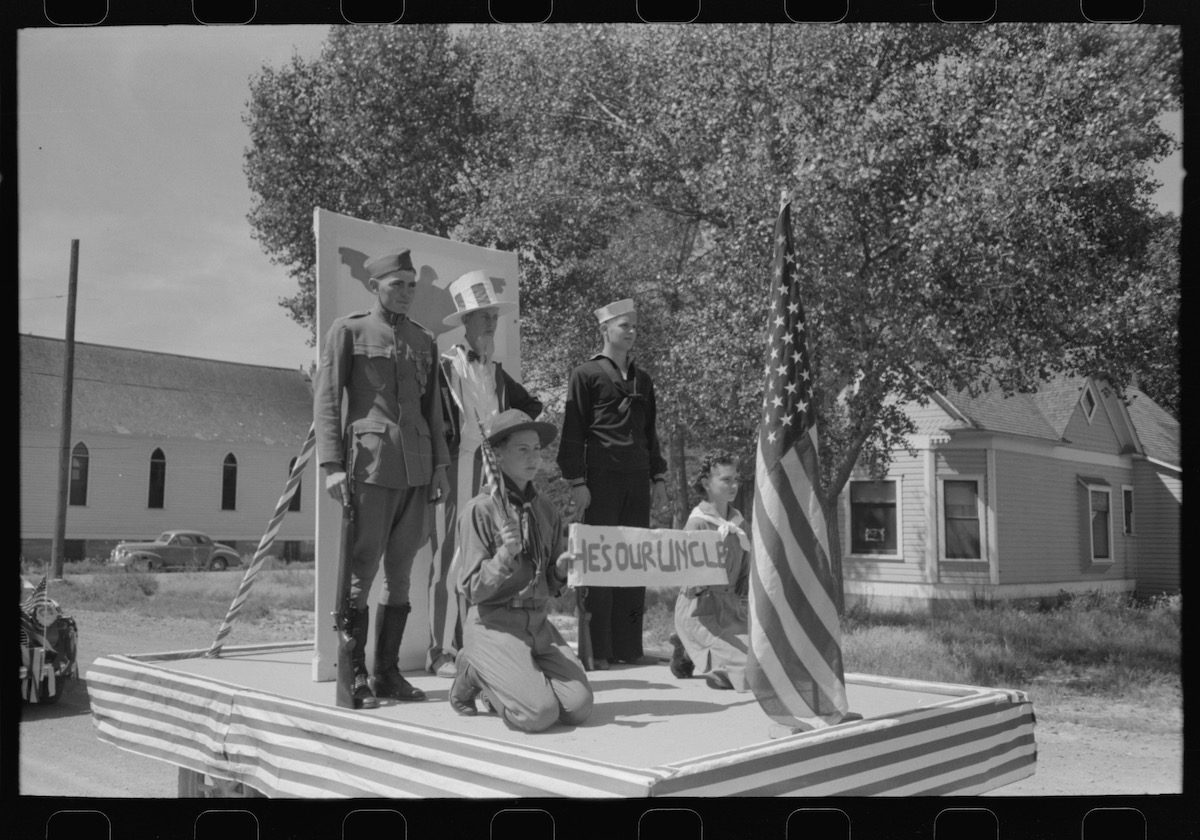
[{"xmin": 465, "ymin": 349, "xmax": 488, "ymax": 363}]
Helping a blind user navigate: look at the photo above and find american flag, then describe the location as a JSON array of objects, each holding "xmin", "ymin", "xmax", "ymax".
[
  {"xmin": 744, "ymin": 200, "xmax": 849, "ymax": 730},
  {"xmin": 475, "ymin": 412, "xmax": 511, "ymax": 520},
  {"xmin": 22, "ymin": 577, "xmax": 53, "ymax": 613}
]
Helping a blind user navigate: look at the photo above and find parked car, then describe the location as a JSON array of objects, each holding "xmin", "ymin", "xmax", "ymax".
[
  {"xmin": 109, "ymin": 530, "xmax": 241, "ymax": 572},
  {"xmin": 20, "ymin": 576, "xmax": 79, "ymax": 704}
]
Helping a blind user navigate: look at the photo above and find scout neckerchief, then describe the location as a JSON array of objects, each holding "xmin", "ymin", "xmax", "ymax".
[
  {"xmin": 501, "ymin": 473, "xmax": 548, "ymax": 579},
  {"xmin": 689, "ymin": 502, "xmax": 752, "ymax": 552}
]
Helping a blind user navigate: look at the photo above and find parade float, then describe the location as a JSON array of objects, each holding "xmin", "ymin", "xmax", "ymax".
[{"xmin": 87, "ymin": 211, "xmax": 1035, "ymax": 797}]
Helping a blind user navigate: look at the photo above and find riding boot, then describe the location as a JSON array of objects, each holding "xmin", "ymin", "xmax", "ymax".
[
  {"xmin": 370, "ymin": 604, "xmax": 426, "ymax": 702},
  {"xmin": 449, "ymin": 652, "xmax": 482, "ymax": 716},
  {"xmin": 349, "ymin": 607, "xmax": 378, "ymax": 710}
]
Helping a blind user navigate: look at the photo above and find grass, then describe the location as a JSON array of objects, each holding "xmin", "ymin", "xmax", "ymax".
[{"xmin": 41, "ymin": 559, "xmax": 1181, "ymax": 700}]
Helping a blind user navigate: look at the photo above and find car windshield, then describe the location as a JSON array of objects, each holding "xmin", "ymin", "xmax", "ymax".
[{"xmin": 158, "ymin": 532, "xmax": 173, "ymax": 542}]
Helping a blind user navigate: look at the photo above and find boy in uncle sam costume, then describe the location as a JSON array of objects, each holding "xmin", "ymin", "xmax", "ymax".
[
  {"xmin": 428, "ymin": 270, "xmax": 543, "ymax": 678},
  {"xmin": 557, "ymin": 298, "xmax": 668, "ymax": 669}
]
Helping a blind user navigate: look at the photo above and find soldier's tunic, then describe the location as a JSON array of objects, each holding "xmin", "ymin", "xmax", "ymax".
[
  {"xmin": 674, "ymin": 501, "xmax": 751, "ymax": 691},
  {"xmin": 557, "ymin": 354, "xmax": 667, "ymax": 662},
  {"xmin": 313, "ymin": 303, "xmax": 450, "ymax": 608},
  {"xmin": 428, "ymin": 346, "xmax": 543, "ymax": 670},
  {"xmin": 456, "ymin": 477, "xmax": 592, "ymax": 733}
]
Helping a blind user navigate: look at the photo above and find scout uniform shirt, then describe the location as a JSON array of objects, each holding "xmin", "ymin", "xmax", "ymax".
[
  {"xmin": 456, "ymin": 477, "xmax": 567, "ymax": 610},
  {"xmin": 314, "ymin": 303, "xmax": 450, "ymax": 489}
]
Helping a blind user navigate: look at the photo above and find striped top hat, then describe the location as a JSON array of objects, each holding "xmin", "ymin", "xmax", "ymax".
[{"xmin": 443, "ymin": 270, "xmax": 517, "ymax": 327}]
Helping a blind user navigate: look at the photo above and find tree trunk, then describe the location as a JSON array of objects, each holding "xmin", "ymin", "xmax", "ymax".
[
  {"xmin": 669, "ymin": 424, "xmax": 690, "ymax": 528},
  {"xmin": 823, "ymin": 495, "xmax": 847, "ymax": 617}
]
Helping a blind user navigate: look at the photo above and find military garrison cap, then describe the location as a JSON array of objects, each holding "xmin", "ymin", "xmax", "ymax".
[{"xmin": 366, "ymin": 250, "xmax": 416, "ymax": 279}]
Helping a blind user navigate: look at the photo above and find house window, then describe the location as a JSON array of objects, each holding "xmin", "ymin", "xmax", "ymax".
[
  {"xmin": 287, "ymin": 457, "xmax": 302, "ymax": 512},
  {"xmin": 1122, "ymin": 486, "xmax": 1134, "ymax": 536},
  {"xmin": 69, "ymin": 442, "xmax": 89, "ymax": 506},
  {"xmin": 1089, "ymin": 488, "xmax": 1111, "ymax": 561},
  {"xmin": 221, "ymin": 453, "xmax": 238, "ymax": 511},
  {"xmin": 942, "ymin": 479, "xmax": 984, "ymax": 560},
  {"xmin": 849, "ymin": 479, "xmax": 898, "ymax": 556},
  {"xmin": 1081, "ymin": 384, "xmax": 1098, "ymax": 423},
  {"xmin": 148, "ymin": 448, "xmax": 166, "ymax": 509}
]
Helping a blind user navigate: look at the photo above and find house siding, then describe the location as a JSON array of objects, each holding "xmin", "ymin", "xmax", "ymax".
[
  {"xmin": 20, "ymin": 428, "xmax": 316, "ymax": 550},
  {"xmin": 1061, "ymin": 391, "xmax": 1123, "ymax": 455},
  {"xmin": 1131, "ymin": 459, "xmax": 1181, "ymax": 594},
  {"xmin": 992, "ymin": 449, "xmax": 1133, "ymax": 585}
]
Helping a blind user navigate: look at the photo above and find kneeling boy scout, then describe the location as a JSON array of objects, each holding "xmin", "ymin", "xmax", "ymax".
[
  {"xmin": 313, "ymin": 249, "xmax": 451, "ymax": 708},
  {"xmin": 450, "ymin": 409, "xmax": 593, "ymax": 732}
]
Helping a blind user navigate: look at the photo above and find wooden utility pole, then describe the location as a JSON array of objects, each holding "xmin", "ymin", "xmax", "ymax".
[{"xmin": 51, "ymin": 240, "xmax": 80, "ymax": 580}]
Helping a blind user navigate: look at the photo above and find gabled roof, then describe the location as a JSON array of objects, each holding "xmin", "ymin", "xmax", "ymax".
[
  {"xmin": 20, "ymin": 334, "xmax": 313, "ymax": 446},
  {"xmin": 1123, "ymin": 387, "xmax": 1181, "ymax": 468},
  {"xmin": 934, "ymin": 374, "xmax": 1179, "ymax": 466}
]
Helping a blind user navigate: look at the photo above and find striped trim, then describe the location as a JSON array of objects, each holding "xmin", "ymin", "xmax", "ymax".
[
  {"xmin": 88, "ymin": 655, "xmax": 666, "ymax": 798},
  {"xmin": 651, "ymin": 696, "xmax": 1035, "ymax": 796},
  {"xmin": 87, "ymin": 653, "xmax": 1035, "ymax": 798}
]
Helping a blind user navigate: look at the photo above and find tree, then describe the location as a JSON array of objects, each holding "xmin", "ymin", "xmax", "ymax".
[
  {"xmin": 456, "ymin": 24, "xmax": 1181, "ymax": 607},
  {"xmin": 243, "ymin": 25, "xmax": 485, "ymax": 336},
  {"xmin": 242, "ymin": 25, "xmax": 1180, "ymax": 607}
]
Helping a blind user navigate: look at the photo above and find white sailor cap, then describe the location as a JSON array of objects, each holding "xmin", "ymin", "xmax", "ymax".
[{"xmin": 594, "ymin": 298, "xmax": 635, "ymax": 324}]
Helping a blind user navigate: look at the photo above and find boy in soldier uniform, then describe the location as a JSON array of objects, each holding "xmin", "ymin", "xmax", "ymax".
[{"xmin": 313, "ymin": 249, "xmax": 451, "ymax": 709}]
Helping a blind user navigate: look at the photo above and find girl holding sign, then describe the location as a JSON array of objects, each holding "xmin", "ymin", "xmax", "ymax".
[{"xmin": 670, "ymin": 450, "xmax": 751, "ymax": 691}]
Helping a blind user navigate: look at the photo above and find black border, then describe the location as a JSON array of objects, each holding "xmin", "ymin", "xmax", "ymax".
[{"xmin": 3, "ymin": 1, "xmax": 1193, "ymax": 838}]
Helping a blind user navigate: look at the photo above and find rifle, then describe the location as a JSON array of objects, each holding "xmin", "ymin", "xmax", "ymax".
[
  {"xmin": 333, "ymin": 446, "xmax": 358, "ymax": 709},
  {"xmin": 576, "ymin": 585, "xmax": 594, "ymax": 671}
]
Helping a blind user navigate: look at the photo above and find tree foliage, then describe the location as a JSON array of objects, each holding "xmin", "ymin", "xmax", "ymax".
[
  {"xmin": 243, "ymin": 25, "xmax": 484, "ymax": 334},
  {"xmin": 243, "ymin": 24, "xmax": 1181, "ymax": 580}
]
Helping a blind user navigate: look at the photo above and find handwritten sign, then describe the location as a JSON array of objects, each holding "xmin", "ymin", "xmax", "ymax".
[{"xmin": 566, "ymin": 524, "xmax": 732, "ymax": 588}]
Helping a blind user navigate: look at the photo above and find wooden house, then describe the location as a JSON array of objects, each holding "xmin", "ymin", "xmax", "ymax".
[{"xmin": 840, "ymin": 376, "xmax": 1180, "ymax": 611}]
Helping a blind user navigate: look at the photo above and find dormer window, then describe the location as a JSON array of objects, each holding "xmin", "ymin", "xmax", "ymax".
[{"xmin": 1081, "ymin": 384, "xmax": 1098, "ymax": 423}]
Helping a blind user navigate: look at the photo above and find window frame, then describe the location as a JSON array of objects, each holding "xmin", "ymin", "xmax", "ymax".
[
  {"xmin": 1082, "ymin": 480, "xmax": 1113, "ymax": 564},
  {"xmin": 148, "ymin": 448, "xmax": 167, "ymax": 509},
  {"xmin": 69, "ymin": 441, "xmax": 90, "ymax": 506},
  {"xmin": 1080, "ymin": 382, "xmax": 1098, "ymax": 424},
  {"xmin": 845, "ymin": 476, "xmax": 904, "ymax": 561},
  {"xmin": 1121, "ymin": 484, "xmax": 1134, "ymax": 536},
  {"xmin": 221, "ymin": 453, "xmax": 238, "ymax": 511},
  {"xmin": 937, "ymin": 474, "xmax": 987, "ymax": 563}
]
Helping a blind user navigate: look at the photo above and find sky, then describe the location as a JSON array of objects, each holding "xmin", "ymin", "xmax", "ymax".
[
  {"xmin": 17, "ymin": 26, "xmax": 1184, "ymax": 373},
  {"xmin": 18, "ymin": 26, "xmax": 332, "ymax": 371}
]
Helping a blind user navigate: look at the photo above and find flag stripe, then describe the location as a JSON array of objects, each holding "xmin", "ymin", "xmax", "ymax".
[
  {"xmin": 759, "ymin": 447, "xmax": 841, "ymax": 630},
  {"xmin": 749, "ymin": 448, "xmax": 846, "ymax": 717}
]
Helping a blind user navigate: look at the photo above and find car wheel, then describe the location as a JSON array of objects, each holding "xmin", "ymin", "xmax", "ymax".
[
  {"xmin": 129, "ymin": 557, "xmax": 149, "ymax": 573},
  {"xmin": 210, "ymin": 557, "xmax": 227, "ymax": 572}
]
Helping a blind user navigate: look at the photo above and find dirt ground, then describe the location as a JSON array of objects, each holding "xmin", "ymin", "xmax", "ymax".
[{"xmin": 18, "ymin": 607, "xmax": 1183, "ymax": 798}]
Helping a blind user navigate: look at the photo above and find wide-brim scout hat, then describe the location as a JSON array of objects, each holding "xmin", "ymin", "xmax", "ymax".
[
  {"xmin": 443, "ymin": 269, "xmax": 517, "ymax": 326},
  {"xmin": 365, "ymin": 250, "xmax": 416, "ymax": 279},
  {"xmin": 594, "ymin": 297, "xmax": 635, "ymax": 324},
  {"xmin": 485, "ymin": 409, "xmax": 557, "ymax": 448}
]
